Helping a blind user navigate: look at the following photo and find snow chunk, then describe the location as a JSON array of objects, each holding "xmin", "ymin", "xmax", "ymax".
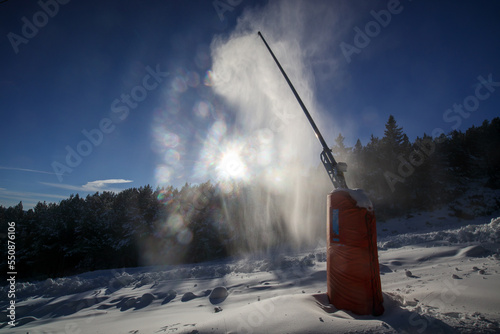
[
  {"xmin": 209, "ymin": 287, "xmax": 228, "ymax": 304},
  {"xmin": 333, "ymin": 188, "xmax": 373, "ymax": 211}
]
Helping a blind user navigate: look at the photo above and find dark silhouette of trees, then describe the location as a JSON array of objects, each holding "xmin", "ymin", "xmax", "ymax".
[
  {"xmin": 332, "ymin": 116, "xmax": 500, "ymax": 218},
  {"xmin": 1, "ymin": 116, "xmax": 499, "ymax": 280}
]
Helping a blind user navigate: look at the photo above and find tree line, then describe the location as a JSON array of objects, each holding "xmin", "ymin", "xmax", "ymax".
[
  {"xmin": 329, "ymin": 116, "xmax": 500, "ymax": 218},
  {"xmin": 1, "ymin": 116, "xmax": 499, "ymax": 280}
]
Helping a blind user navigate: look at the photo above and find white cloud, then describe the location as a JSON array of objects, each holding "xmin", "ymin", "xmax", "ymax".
[
  {"xmin": 40, "ymin": 179, "xmax": 133, "ymax": 193},
  {"xmin": 82, "ymin": 179, "xmax": 134, "ymax": 192}
]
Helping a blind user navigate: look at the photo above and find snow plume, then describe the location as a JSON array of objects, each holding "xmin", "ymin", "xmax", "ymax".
[{"xmin": 207, "ymin": 1, "xmax": 347, "ymax": 251}]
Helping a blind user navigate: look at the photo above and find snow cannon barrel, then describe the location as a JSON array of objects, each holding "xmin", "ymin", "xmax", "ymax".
[{"xmin": 327, "ymin": 189, "xmax": 384, "ymax": 316}]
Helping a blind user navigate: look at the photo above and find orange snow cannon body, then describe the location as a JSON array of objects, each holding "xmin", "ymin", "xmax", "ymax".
[{"xmin": 327, "ymin": 190, "xmax": 384, "ymax": 316}]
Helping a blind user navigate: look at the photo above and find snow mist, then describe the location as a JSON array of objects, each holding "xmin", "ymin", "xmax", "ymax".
[{"xmin": 208, "ymin": 1, "xmax": 345, "ymax": 253}]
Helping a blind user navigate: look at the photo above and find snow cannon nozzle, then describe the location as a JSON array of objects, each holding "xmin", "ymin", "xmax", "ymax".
[
  {"xmin": 337, "ymin": 162, "xmax": 347, "ymax": 173},
  {"xmin": 257, "ymin": 31, "xmax": 348, "ymax": 190}
]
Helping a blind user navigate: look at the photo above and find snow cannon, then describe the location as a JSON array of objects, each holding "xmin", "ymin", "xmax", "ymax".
[
  {"xmin": 258, "ymin": 32, "xmax": 384, "ymax": 316},
  {"xmin": 327, "ymin": 189, "xmax": 384, "ymax": 316}
]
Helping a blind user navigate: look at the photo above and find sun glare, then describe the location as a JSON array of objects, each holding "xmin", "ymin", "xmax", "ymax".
[{"xmin": 218, "ymin": 147, "xmax": 247, "ymax": 180}]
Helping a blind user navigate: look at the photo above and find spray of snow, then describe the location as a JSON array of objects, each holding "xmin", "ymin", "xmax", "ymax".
[{"xmin": 205, "ymin": 0, "xmax": 352, "ymax": 251}]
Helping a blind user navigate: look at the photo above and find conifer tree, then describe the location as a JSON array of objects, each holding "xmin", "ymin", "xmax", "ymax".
[
  {"xmin": 383, "ymin": 115, "xmax": 406, "ymax": 151},
  {"xmin": 331, "ymin": 133, "xmax": 351, "ymax": 162},
  {"xmin": 345, "ymin": 138, "xmax": 364, "ymax": 188},
  {"xmin": 353, "ymin": 139, "xmax": 363, "ymax": 154},
  {"xmin": 380, "ymin": 116, "xmax": 409, "ymax": 185}
]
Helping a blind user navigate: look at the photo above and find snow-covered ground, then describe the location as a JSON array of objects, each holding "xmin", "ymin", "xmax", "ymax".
[{"xmin": 2, "ymin": 209, "xmax": 500, "ymax": 333}]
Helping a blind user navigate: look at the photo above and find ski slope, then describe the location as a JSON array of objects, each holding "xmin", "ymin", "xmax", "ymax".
[{"xmin": 1, "ymin": 213, "xmax": 500, "ymax": 333}]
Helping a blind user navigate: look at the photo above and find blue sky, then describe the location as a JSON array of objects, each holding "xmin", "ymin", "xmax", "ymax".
[{"xmin": 1, "ymin": 0, "xmax": 499, "ymax": 209}]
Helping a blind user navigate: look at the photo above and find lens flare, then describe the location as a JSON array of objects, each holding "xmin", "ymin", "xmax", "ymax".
[
  {"xmin": 172, "ymin": 76, "xmax": 187, "ymax": 93},
  {"xmin": 157, "ymin": 188, "xmax": 174, "ymax": 205},
  {"xmin": 193, "ymin": 100, "xmax": 213, "ymax": 119},
  {"xmin": 167, "ymin": 214, "xmax": 184, "ymax": 232},
  {"xmin": 151, "ymin": 128, "xmax": 180, "ymax": 153},
  {"xmin": 164, "ymin": 149, "xmax": 181, "ymax": 165},
  {"xmin": 204, "ymin": 70, "xmax": 214, "ymax": 86},
  {"xmin": 186, "ymin": 71, "xmax": 200, "ymax": 88},
  {"xmin": 218, "ymin": 147, "xmax": 247, "ymax": 180},
  {"xmin": 167, "ymin": 99, "xmax": 181, "ymax": 115},
  {"xmin": 176, "ymin": 228, "xmax": 193, "ymax": 245},
  {"xmin": 155, "ymin": 165, "xmax": 173, "ymax": 186}
]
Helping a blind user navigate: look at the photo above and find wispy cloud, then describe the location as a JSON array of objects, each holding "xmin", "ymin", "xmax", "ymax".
[
  {"xmin": 0, "ymin": 166, "xmax": 57, "ymax": 175},
  {"xmin": 40, "ymin": 179, "xmax": 134, "ymax": 193},
  {"xmin": 0, "ymin": 188, "xmax": 68, "ymax": 203},
  {"xmin": 38, "ymin": 183, "xmax": 85, "ymax": 192},
  {"xmin": 0, "ymin": 188, "xmax": 69, "ymax": 209},
  {"xmin": 0, "ymin": 179, "xmax": 132, "ymax": 208}
]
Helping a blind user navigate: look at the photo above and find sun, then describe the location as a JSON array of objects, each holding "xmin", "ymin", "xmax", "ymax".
[{"xmin": 218, "ymin": 146, "xmax": 247, "ymax": 180}]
